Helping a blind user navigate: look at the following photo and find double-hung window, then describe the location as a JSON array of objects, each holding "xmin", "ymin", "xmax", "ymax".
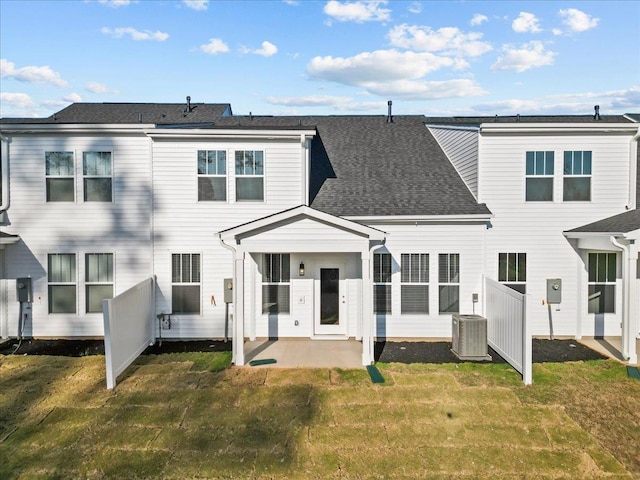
[
  {"xmin": 563, "ymin": 151, "xmax": 592, "ymax": 201},
  {"xmin": 46, "ymin": 152, "xmax": 75, "ymax": 202},
  {"xmin": 85, "ymin": 253, "xmax": 114, "ymax": 313},
  {"xmin": 588, "ymin": 252, "xmax": 616, "ymax": 314},
  {"xmin": 198, "ymin": 150, "xmax": 227, "ymax": 201},
  {"xmin": 235, "ymin": 150, "xmax": 264, "ymax": 201},
  {"xmin": 83, "ymin": 152, "xmax": 112, "ymax": 202},
  {"xmin": 439, "ymin": 254, "xmax": 459, "ymax": 314},
  {"xmin": 262, "ymin": 254, "xmax": 290, "ymax": 314},
  {"xmin": 373, "ymin": 253, "xmax": 392, "ymax": 314},
  {"xmin": 48, "ymin": 253, "xmax": 76, "ymax": 313},
  {"xmin": 401, "ymin": 254, "xmax": 429, "ymax": 314},
  {"xmin": 172, "ymin": 254, "xmax": 201, "ymax": 314},
  {"xmin": 498, "ymin": 253, "xmax": 526, "ymax": 294},
  {"xmin": 525, "ymin": 151, "xmax": 554, "ymax": 201}
]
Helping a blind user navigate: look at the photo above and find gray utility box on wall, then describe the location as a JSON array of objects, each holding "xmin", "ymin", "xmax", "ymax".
[{"xmin": 451, "ymin": 314, "xmax": 492, "ymax": 361}]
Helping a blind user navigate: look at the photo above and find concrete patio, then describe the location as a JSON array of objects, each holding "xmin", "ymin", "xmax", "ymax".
[
  {"xmin": 578, "ymin": 336, "xmax": 640, "ymax": 365},
  {"xmin": 243, "ymin": 339, "xmax": 363, "ymax": 368}
]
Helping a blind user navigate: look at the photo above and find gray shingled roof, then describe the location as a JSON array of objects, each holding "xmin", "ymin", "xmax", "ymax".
[
  {"xmin": 566, "ymin": 209, "xmax": 640, "ymax": 234},
  {"xmin": 211, "ymin": 114, "xmax": 491, "ymax": 217},
  {"xmin": 0, "ymin": 102, "xmax": 232, "ymax": 124},
  {"xmin": 425, "ymin": 114, "xmax": 636, "ymax": 126}
]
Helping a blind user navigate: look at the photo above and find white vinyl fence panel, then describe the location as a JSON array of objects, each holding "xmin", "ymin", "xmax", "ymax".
[
  {"xmin": 484, "ymin": 277, "xmax": 532, "ymax": 384},
  {"xmin": 103, "ymin": 276, "xmax": 156, "ymax": 389}
]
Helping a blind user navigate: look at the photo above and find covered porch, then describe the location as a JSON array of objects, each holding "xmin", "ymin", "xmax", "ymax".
[{"xmin": 219, "ymin": 205, "xmax": 386, "ymax": 367}]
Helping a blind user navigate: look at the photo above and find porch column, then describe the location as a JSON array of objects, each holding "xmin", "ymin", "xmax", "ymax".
[
  {"xmin": 361, "ymin": 251, "xmax": 373, "ymax": 365},
  {"xmin": 624, "ymin": 243, "xmax": 638, "ymax": 364},
  {"xmin": 233, "ymin": 249, "xmax": 245, "ymax": 366}
]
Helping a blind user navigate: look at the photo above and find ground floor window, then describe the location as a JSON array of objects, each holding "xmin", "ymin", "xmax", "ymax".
[
  {"xmin": 48, "ymin": 253, "xmax": 76, "ymax": 313},
  {"xmin": 85, "ymin": 253, "xmax": 114, "ymax": 313},
  {"xmin": 172, "ymin": 253, "xmax": 201, "ymax": 314},
  {"xmin": 588, "ymin": 252, "xmax": 616, "ymax": 314},
  {"xmin": 262, "ymin": 253, "xmax": 290, "ymax": 314},
  {"xmin": 439, "ymin": 253, "xmax": 459, "ymax": 314},
  {"xmin": 373, "ymin": 253, "xmax": 392, "ymax": 314},
  {"xmin": 498, "ymin": 253, "xmax": 526, "ymax": 294},
  {"xmin": 401, "ymin": 253, "xmax": 429, "ymax": 314}
]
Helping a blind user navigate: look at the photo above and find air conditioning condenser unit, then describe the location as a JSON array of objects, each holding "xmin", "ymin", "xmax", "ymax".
[{"xmin": 452, "ymin": 314, "xmax": 492, "ymax": 361}]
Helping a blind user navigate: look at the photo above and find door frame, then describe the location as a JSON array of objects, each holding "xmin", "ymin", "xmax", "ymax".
[{"xmin": 313, "ymin": 262, "xmax": 347, "ymax": 336}]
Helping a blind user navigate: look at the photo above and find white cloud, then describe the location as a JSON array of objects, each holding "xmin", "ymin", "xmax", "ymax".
[
  {"xmin": 200, "ymin": 38, "xmax": 229, "ymax": 54},
  {"xmin": 470, "ymin": 14, "xmax": 488, "ymax": 26},
  {"xmin": 388, "ymin": 24, "xmax": 492, "ymax": 57},
  {"xmin": 512, "ymin": 12, "xmax": 542, "ymax": 33},
  {"xmin": 63, "ymin": 93, "xmax": 83, "ymax": 103},
  {"xmin": 408, "ymin": 2, "xmax": 421, "ymax": 14},
  {"xmin": 363, "ymin": 78, "xmax": 488, "ymax": 100},
  {"xmin": 98, "ymin": 0, "xmax": 132, "ymax": 7},
  {"xmin": 0, "ymin": 59, "xmax": 68, "ymax": 87},
  {"xmin": 85, "ymin": 81, "xmax": 118, "ymax": 94},
  {"xmin": 323, "ymin": 1, "xmax": 391, "ymax": 23},
  {"xmin": 242, "ymin": 41, "xmax": 278, "ymax": 57},
  {"xmin": 0, "ymin": 92, "xmax": 35, "ymax": 109},
  {"xmin": 266, "ymin": 95, "xmax": 355, "ymax": 107},
  {"xmin": 308, "ymin": 50, "xmax": 456, "ymax": 84},
  {"xmin": 101, "ymin": 27, "xmax": 169, "ymax": 41},
  {"xmin": 558, "ymin": 8, "xmax": 599, "ymax": 32},
  {"xmin": 183, "ymin": 0, "xmax": 208, "ymax": 10},
  {"xmin": 491, "ymin": 41, "xmax": 555, "ymax": 72}
]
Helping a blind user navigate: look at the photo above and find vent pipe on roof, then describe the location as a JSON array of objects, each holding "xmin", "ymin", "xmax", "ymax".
[
  {"xmin": 138, "ymin": 113, "xmax": 142, "ymax": 123},
  {"xmin": 594, "ymin": 105, "xmax": 601, "ymax": 120},
  {"xmin": 387, "ymin": 100, "xmax": 393, "ymax": 123},
  {"xmin": 186, "ymin": 96, "xmax": 192, "ymax": 113}
]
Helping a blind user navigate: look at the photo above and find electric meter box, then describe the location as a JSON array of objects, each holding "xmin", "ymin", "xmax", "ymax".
[
  {"xmin": 16, "ymin": 278, "xmax": 33, "ymax": 303},
  {"xmin": 546, "ymin": 278, "xmax": 562, "ymax": 304},
  {"xmin": 224, "ymin": 278, "xmax": 233, "ymax": 303}
]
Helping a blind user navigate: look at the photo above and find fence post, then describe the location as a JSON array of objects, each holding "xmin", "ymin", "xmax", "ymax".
[
  {"xmin": 522, "ymin": 294, "xmax": 532, "ymax": 385},
  {"xmin": 103, "ymin": 298, "xmax": 115, "ymax": 389}
]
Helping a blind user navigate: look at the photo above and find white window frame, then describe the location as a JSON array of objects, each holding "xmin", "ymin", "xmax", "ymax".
[
  {"xmin": 373, "ymin": 253, "xmax": 392, "ymax": 314},
  {"xmin": 563, "ymin": 150, "xmax": 592, "ymax": 202},
  {"xmin": 235, "ymin": 150, "xmax": 265, "ymax": 202},
  {"xmin": 197, "ymin": 149, "xmax": 227, "ymax": 202},
  {"xmin": 171, "ymin": 253, "xmax": 201, "ymax": 315},
  {"xmin": 438, "ymin": 253, "xmax": 460, "ymax": 314},
  {"xmin": 48, "ymin": 253, "xmax": 77, "ymax": 314},
  {"xmin": 262, "ymin": 253, "xmax": 290, "ymax": 314},
  {"xmin": 82, "ymin": 151, "xmax": 113, "ymax": 202},
  {"xmin": 588, "ymin": 252, "xmax": 617, "ymax": 314},
  {"xmin": 498, "ymin": 253, "xmax": 526, "ymax": 294},
  {"xmin": 401, "ymin": 253, "xmax": 429, "ymax": 314},
  {"xmin": 525, "ymin": 150, "xmax": 554, "ymax": 202},
  {"xmin": 45, "ymin": 151, "xmax": 75, "ymax": 202},
  {"xmin": 85, "ymin": 253, "xmax": 114, "ymax": 314}
]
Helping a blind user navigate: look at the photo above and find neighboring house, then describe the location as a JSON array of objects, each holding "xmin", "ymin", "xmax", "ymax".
[{"xmin": 1, "ymin": 101, "xmax": 638, "ymax": 365}]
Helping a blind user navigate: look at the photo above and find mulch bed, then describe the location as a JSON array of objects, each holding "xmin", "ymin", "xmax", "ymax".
[{"xmin": 0, "ymin": 338, "xmax": 606, "ymax": 363}]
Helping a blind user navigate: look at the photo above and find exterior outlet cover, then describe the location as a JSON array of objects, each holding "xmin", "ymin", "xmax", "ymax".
[{"xmin": 298, "ymin": 296, "xmax": 305, "ymax": 304}]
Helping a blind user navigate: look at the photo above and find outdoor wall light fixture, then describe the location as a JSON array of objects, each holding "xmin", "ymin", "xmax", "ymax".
[{"xmin": 299, "ymin": 262, "xmax": 305, "ymax": 277}]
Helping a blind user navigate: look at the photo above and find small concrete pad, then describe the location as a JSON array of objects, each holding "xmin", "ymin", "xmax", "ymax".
[{"xmin": 243, "ymin": 339, "xmax": 363, "ymax": 368}]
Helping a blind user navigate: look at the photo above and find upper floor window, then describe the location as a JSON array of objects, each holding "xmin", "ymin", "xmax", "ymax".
[
  {"xmin": 373, "ymin": 253, "xmax": 392, "ymax": 314},
  {"xmin": 588, "ymin": 252, "xmax": 616, "ymax": 314},
  {"xmin": 262, "ymin": 253, "xmax": 290, "ymax": 314},
  {"xmin": 498, "ymin": 253, "xmax": 526, "ymax": 294},
  {"xmin": 235, "ymin": 150, "xmax": 264, "ymax": 201},
  {"xmin": 83, "ymin": 152, "xmax": 112, "ymax": 202},
  {"xmin": 401, "ymin": 253, "xmax": 429, "ymax": 314},
  {"xmin": 85, "ymin": 253, "xmax": 114, "ymax": 313},
  {"xmin": 172, "ymin": 253, "xmax": 201, "ymax": 314},
  {"xmin": 563, "ymin": 151, "xmax": 591, "ymax": 201},
  {"xmin": 48, "ymin": 253, "xmax": 76, "ymax": 313},
  {"xmin": 525, "ymin": 151, "xmax": 554, "ymax": 202},
  {"xmin": 198, "ymin": 150, "xmax": 227, "ymax": 201},
  {"xmin": 439, "ymin": 253, "xmax": 459, "ymax": 314},
  {"xmin": 46, "ymin": 152, "xmax": 75, "ymax": 202}
]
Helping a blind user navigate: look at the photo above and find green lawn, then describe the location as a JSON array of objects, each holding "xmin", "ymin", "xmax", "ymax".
[{"xmin": 1, "ymin": 351, "xmax": 638, "ymax": 479}]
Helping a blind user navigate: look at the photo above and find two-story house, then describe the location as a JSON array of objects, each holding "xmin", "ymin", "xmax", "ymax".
[{"xmin": 1, "ymin": 102, "xmax": 638, "ymax": 365}]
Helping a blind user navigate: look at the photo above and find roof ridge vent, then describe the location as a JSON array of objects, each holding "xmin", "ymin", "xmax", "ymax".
[{"xmin": 594, "ymin": 105, "xmax": 601, "ymax": 120}]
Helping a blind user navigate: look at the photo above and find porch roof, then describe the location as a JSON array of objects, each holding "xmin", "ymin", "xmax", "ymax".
[{"xmin": 564, "ymin": 209, "xmax": 640, "ymax": 238}]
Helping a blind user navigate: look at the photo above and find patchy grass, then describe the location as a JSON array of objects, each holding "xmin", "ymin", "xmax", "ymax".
[{"xmin": 0, "ymin": 353, "xmax": 638, "ymax": 479}]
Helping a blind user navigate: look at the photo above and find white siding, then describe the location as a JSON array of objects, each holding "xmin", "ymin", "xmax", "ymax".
[
  {"xmin": 3, "ymin": 133, "xmax": 153, "ymax": 337},
  {"xmin": 152, "ymin": 137, "xmax": 307, "ymax": 339},
  {"xmin": 479, "ymin": 133, "xmax": 632, "ymax": 337},
  {"xmin": 429, "ymin": 126, "xmax": 479, "ymax": 198}
]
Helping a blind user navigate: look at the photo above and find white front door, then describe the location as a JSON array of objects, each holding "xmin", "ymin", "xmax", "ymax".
[{"xmin": 314, "ymin": 264, "xmax": 347, "ymax": 335}]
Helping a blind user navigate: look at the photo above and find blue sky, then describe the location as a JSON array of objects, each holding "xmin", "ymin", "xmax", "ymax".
[{"xmin": 1, "ymin": 0, "xmax": 638, "ymax": 118}]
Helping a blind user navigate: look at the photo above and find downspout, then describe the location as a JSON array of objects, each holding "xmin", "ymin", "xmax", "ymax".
[
  {"xmin": 609, "ymin": 236, "xmax": 636, "ymax": 363},
  {"xmin": 364, "ymin": 241, "xmax": 386, "ymax": 365},
  {"xmin": 0, "ymin": 134, "xmax": 10, "ymax": 214},
  {"xmin": 219, "ymin": 233, "xmax": 241, "ymax": 364},
  {"xmin": 628, "ymin": 128, "xmax": 640, "ymax": 209}
]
